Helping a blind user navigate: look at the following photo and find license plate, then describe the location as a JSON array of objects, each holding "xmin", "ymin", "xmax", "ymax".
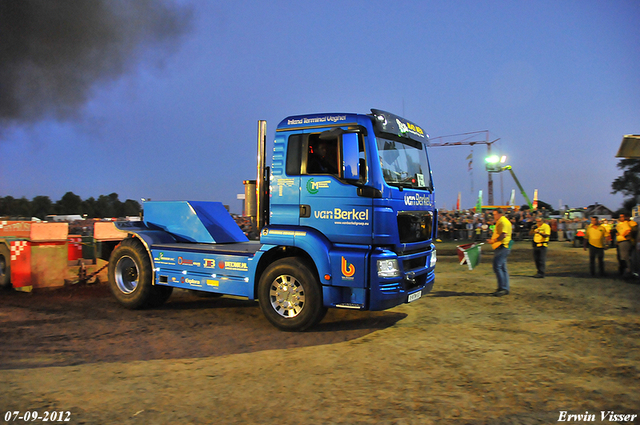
[{"xmin": 408, "ymin": 291, "xmax": 422, "ymax": 302}]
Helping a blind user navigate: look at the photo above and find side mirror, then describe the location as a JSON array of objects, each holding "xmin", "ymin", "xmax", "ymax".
[{"xmin": 342, "ymin": 133, "xmax": 360, "ymax": 180}]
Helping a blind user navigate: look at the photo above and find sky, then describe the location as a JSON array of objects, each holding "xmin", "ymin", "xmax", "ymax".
[{"xmin": 0, "ymin": 0, "xmax": 638, "ymax": 214}]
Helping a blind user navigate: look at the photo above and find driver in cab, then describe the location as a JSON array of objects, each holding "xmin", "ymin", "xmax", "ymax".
[{"xmin": 308, "ymin": 139, "xmax": 338, "ymax": 175}]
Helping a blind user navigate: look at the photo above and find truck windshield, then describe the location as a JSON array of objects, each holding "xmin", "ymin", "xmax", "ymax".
[{"xmin": 377, "ymin": 136, "xmax": 432, "ymax": 190}]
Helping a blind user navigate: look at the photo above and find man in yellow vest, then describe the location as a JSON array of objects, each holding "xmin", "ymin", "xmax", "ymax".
[
  {"xmin": 531, "ymin": 217, "xmax": 551, "ymax": 278},
  {"xmin": 487, "ymin": 208, "xmax": 512, "ymax": 296},
  {"xmin": 616, "ymin": 212, "xmax": 638, "ymax": 277},
  {"xmin": 584, "ymin": 216, "xmax": 607, "ymax": 276}
]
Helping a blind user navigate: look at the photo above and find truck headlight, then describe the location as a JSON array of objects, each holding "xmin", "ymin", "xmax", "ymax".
[
  {"xmin": 430, "ymin": 250, "xmax": 437, "ymax": 268},
  {"xmin": 377, "ymin": 259, "xmax": 400, "ymax": 278}
]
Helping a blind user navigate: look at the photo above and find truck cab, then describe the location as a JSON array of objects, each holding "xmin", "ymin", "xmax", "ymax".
[
  {"xmin": 266, "ymin": 109, "xmax": 437, "ymax": 311},
  {"xmin": 108, "ymin": 109, "xmax": 437, "ymax": 331}
]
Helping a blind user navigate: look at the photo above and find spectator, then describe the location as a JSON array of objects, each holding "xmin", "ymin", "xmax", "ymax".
[
  {"xmin": 466, "ymin": 219, "xmax": 474, "ymax": 240},
  {"xmin": 584, "ymin": 216, "xmax": 607, "ymax": 276},
  {"xmin": 487, "ymin": 208, "xmax": 512, "ymax": 297},
  {"xmin": 530, "ymin": 217, "xmax": 551, "ymax": 278},
  {"xmin": 566, "ymin": 219, "xmax": 579, "ymax": 242},
  {"xmin": 557, "ymin": 219, "xmax": 566, "ymax": 242},
  {"xmin": 616, "ymin": 213, "xmax": 638, "ymax": 277}
]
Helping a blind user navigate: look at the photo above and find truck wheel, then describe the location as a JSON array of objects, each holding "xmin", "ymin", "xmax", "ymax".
[
  {"xmin": 0, "ymin": 244, "xmax": 11, "ymax": 289},
  {"xmin": 108, "ymin": 238, "xmax": 156, "ymax": 309},
  {"xmin": 258, "ymin": 258, "xmax": 327, "ymax": 331}
]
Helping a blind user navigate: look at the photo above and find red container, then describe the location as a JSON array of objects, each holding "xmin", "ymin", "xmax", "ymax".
[{"xmin": 68, "ymin": 236, "xmax": 83, "ymax": 261}]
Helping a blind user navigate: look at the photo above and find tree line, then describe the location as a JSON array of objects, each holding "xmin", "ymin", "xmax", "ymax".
[
  {"xmin": 0, "ymin": 192, "xmax": 141, "ymax": 220},
  {"xmin": 0, "ymin": 159, "xmax": 637, "ymax": 221},
  {"xmin": 612, "ymin": 158, "xmax": 640, "ymax": 213}
]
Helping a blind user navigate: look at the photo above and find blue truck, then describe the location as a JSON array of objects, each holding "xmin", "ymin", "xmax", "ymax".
[{"xmin": 108, "ymin": 109, "xmax": 438, "ymax": 331}]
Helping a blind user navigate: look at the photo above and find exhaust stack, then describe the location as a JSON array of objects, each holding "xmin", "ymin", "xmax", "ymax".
[{"xmin": 256, "ymin": 120, "xmax": 267, "ymax": 231}]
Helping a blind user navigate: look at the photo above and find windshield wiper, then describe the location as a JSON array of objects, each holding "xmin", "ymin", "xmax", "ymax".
[
  {"xmin": 388, "ymin": 182, "xmax": 432, "ymax": 191},
  {"xmin": 388, "ymin": 182, "xmax": 416, "ymax": 189}
]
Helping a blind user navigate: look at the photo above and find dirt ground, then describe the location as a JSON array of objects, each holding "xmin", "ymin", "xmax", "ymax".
[{"xmin": 1, "ymin": 241, "xmax": 639, "ymax": 424}]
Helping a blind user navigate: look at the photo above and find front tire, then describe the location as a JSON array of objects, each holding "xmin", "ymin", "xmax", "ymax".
[
  {"xmin": 108, "ymin": 238, "xmax": 171, "ymax": 309},
  {"xmin": 258, "ymin": 258, "xmax": 327, "ymax": 331}
]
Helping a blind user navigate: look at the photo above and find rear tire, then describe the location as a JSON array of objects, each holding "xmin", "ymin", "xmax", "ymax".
[
  {"xmin": 0, "ymin": 244, "xmax": 11, "ymax": 290},
  {"xmin": 258, "ymin": 258, "xmax": 327, "ymax": 331},
  {"xmin": 108, "ymin": 238, "xmax": 171, "ymax": 309}
]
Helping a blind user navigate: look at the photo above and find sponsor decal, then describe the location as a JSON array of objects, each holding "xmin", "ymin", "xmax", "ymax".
[
  {"xmin": 341, "ymin": 257, "xmax": 356, "ymax": 279},
  {"xmin": 204, "ymin": 259, "xmax": 216, "ymax": 268},
  {"xmin": 206, "ymin": 280, "xmax": 219, "ymax": 287},
  {"xmin": 306, "ymin": 178, "xmax": 331, "ymax": 194},
  {"xmin": 277, "ymin": 178, "xmax": 295, "ymax": 187},
  {"xmin": 313, "ymin": 207, "xmax": 370, "ymax": 226},
  {"xmin": 262, "ymin": 229, "xmax": 307, "ymax": 237},
  {"xmin": 218, "ymin": 261, "xmax": 248, "ymax": 272},
  {"xmin": 0, "ymin": 221, "xmax": 32, "ymax": 235},
  {"xmin": 396, "ymin": 118, "xmax": 425, "ymax": 138},
  {"xmin": 155, "ymin": 252, "xmax": 176, "ymax": 265},
  {"xmin": 404, "ymin": 193, "xmax": 432, "ymax": 207},
  {"xmin": 181, "ymin": 277, "xmax": 202, "ymax": 286},
  {"xmin": 276, "ymin": 178, "xmax": 295, "ymax": 197},
  {"xmin": 287, "ymin": 115, "xmax": 347, "ymax": 126},
  {"xmin": 177, "ymin": 256, "xmax": 201, "ymax": 267}
]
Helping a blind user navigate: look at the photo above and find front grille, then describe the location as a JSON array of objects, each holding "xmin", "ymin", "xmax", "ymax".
[
  {"xmin": 397, "ymin": 211, "xmax": 433, "ymax": 243},
  {"xmin": 395, "ymin": 239, "xmax": 433, "ymax": 291},
  {"xmin": 403, "ymin": 256, "xmax": 426, "ymax": 271}
]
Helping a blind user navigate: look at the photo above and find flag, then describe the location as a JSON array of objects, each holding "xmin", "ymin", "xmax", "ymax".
[
  {"xmin": 533, "ymin": 189, "xmax": 538, "ymax": 210},
  {"xmin": 476, "ymin": 190, "xmax": 483, "ymax": 213},
  {"xmin": 509, "ymin": 189, "xmax": 515, "ymax": 207},
  {"xmin": 457, "ymin": 243, "xmax": 483, "ymax": 270},
  {"xmin": 466, "ymin": 151, "xmax": 473, "ymax": 171},
  {"xmin": 456, "ymin": 192, "xmax": 461, "ymax": 211}
]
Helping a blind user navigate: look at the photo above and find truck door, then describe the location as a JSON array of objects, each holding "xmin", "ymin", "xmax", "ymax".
[
  {"xmin": 299, "ymin": 130, "xmax": 372, "ymax": 245},
  {"xmin": 269, "ymin": 133, "xmax": 303, "ymax": 226}
]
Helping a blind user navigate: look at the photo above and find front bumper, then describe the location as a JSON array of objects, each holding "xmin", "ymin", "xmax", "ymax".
[{"xmin": 368, "ymin": 241, "xmax": 436, "ymax": 311}]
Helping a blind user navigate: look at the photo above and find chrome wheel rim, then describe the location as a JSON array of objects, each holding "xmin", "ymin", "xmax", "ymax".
[
  {"xmin": 115, "ymin": 255, "xmax": 139, "ymax": 294},
  {"xmin": 269, "ymin": 274, "xmax": 305, "ymax": 318}
]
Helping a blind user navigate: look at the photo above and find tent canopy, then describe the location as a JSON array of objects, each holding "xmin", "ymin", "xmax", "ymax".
[{"xmin": 616, "ymin": 135, "xmax": 640, "ymax": 158}]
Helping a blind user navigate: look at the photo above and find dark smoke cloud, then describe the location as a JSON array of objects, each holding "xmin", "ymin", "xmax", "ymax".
[{"xmin": 0, "ymin": 0, "xmax": 192, "ymax": 127}]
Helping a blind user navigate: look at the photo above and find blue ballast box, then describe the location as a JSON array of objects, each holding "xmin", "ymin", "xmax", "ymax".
[{"xmin": 143, "ymin": 201, "xmax": 248, "ymax": 244}]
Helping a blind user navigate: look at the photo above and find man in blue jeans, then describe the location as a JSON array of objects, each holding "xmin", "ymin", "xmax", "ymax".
[{"xmin": 487, "ymin": 208, "xmax": 513, "ymax": 296}]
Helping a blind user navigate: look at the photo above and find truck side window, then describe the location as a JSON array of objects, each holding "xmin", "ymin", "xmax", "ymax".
[
  {"xmin": 286, "ymin": 134, "xmax": 303, "ymax": 175},
  {"xmin": 307, "ymin": 135, "xmax": 338, "ymax": 175}
]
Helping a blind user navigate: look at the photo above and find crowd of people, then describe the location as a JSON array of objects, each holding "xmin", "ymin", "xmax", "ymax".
[
  {"xmin": 439, "ymin": 208, "xmax": 639, "ymax": 294},
  {"xmin": 437, "ymin": 208, "xmax": 619, "ymax": 246}
]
